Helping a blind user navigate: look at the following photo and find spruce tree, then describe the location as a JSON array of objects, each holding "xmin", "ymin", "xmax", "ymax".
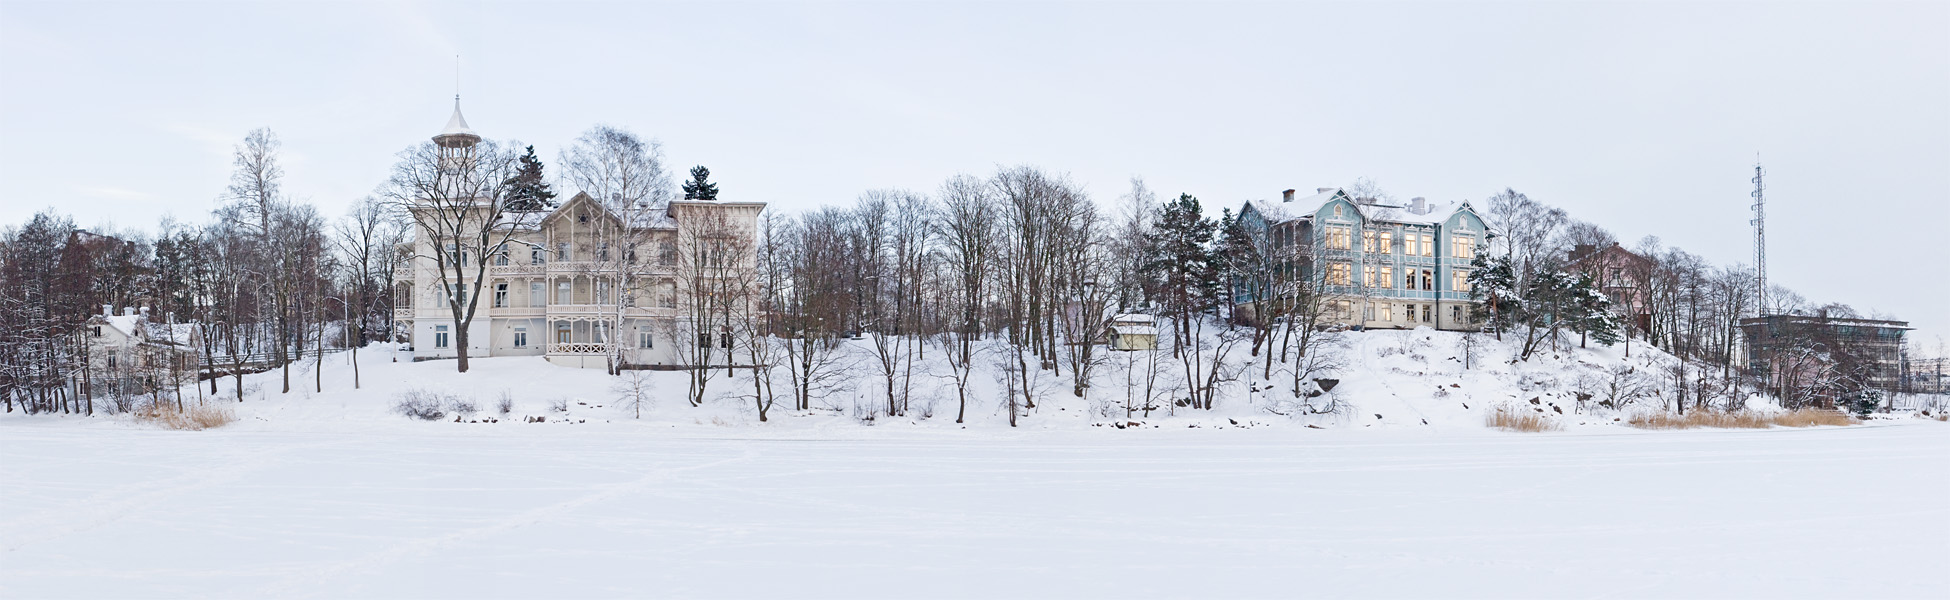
[
  {"xmin": 682, "ymin": 165, "xmax": 719, "ymax": 201},
  {"xmin": 1144, "ymin": 194, "xmax": 1219, "ymax": 342},
  {"xmin": 1467, "ymin": 253, "xmax": 1521, "ymax": 340},
  {"xmin": 503, "ymin": 145, "xmax": 557, "ymax": 211}
]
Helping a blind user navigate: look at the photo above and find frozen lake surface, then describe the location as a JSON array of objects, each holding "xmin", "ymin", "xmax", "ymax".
[{"xmin": 3, "ymin": 422, "xmax": 1945, "ymax": 598}]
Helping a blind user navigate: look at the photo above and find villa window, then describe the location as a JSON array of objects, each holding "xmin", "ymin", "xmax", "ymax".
[
  {"xmin": 514, "ymin": 326, "xmax": 528, "ymax": 349},
  {"xmin": 658, "ymin": 242, "xmax": 676, "ymax": 266},
  {"xmin": 1363, "ymin": 303, "xmax": 1375, "ymax": 321},
  {"xmin": 698, "ymin": 333, "xmax": 711, "ymax": 348},
  {"xmin": 1325, "ymin": 227, "xmax": 1351, "ymax": 251},
  {"xmin": 1362, "ymin": 230, "xmax": 1377, "ymax": 253},
  {"xmin": 1451, "ymin": 305, "xmax": 1465, "ymax": 323},
  {"xmin": 638, "ymin": 331, "xmax": 654, "ymax": 349},
  {"xmin": 1452, "ymin": 271, "xmax": 1471, "ymax": 292},
  {"xmin": 434, "ymin": 325, "xmax": 449, "ymax": 349},
  {"xmin": 494, "ymin": 283, "xmax": 508, "ymax": 308},
  {"xmin": 1406, "ymin": 305, "xmax": 1418, "ymax": 323},
  {"xmin": 720, "ymin": 332, "xmax": 733, "ymax": 349},
  {"xmin": 556, "ymin": 243, "xmax": 569, "ymax": 261},
  {"xmin": 1404, "ymin": 269, "xmax": 1415, "ymax": 289},
  {"xmin": 1327, "ymin": 262, "xmax": 1351, "ymax": 285},
  {"xmin": 555, "ymin": 322, "xmax": 571, "ymax": 344},
  {"xmin": 1453, "ymin": 237, "xmax": 1475, "ymax": 259},
  {"xmin": 1421, "ymin": 234, "xmax": 1435, "ymax": 257},
  {"xmin": 596, "ymin": 280, "xmax": 611, "ymax": 305},
  {"xmin": 1379, "ymin": 266, "xmax": 1393, "ymax": 289},
  {"xmin": 91, "ymin": 326, "xmax": 102, "ymax": 337},
  {"xmin": 556, "ymin": 281, "xmax": 571, "ymax": 305},
  {"xmin": 106, "ymin": 350, "xmax": 117, "ymax": 369},
  {"xmin": 1421, "ymin": 269, "xmax": 1434, "ymax": 291},
  {"xmin": 1422, "ymin": 305, "xmax": 1433, "ymax": 323},
  {"xmin": 1378, "ymin": 231, "xmax": 1393, "ymax": 255},
  {"xmin": 1333, "ymin": 204, "xmax": 1344, "ymax": 217},
  {"xmin": 1364, "ymin": 265, "xmax": 1377, "ymax": 288},
  {"xmin": 530, "ymin": 281, "xmax": 545, "ymax": 306},
  {"xmin": 494, "ymin": 252, "xmax": 509, "ymax": 266},
  {"xmin": 530, "ymin": 248, "xmax": 545, "ymax": 265},
  {"xmin": 598, "ymin": 243, "xmax": 611, "ymax": 262},
  {"xmin": 1380, "ymin": 303, "xmax": 1393, "ymax": 321}
]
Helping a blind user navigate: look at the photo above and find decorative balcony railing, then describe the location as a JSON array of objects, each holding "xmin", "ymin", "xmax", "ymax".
[
  {"xmin": 393, "ymin": 308, "xmax": 414, "ymax": 320},
  {"xmin": 549, "ymin": 343, "xmax": 611, "ymax": 355}
]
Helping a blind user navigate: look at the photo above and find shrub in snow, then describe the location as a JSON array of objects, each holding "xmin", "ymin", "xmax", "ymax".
[
  {"xmin": 449, "ymin": 397, "xmax": 479, "ymax": 416},
  {"xmin": 393, "ymin": 390, "xmax": 446, "ymax": 421},
  {"xmin": 135, "ymin": 401, "xmax": 236, "ymax": 430},
  {"xmin": 496, "ymin": 391, "xmax": 514, "ymax": 415},
  {"xmin": 548, "ymin": 397, "xmax": 569, "ymax": 413}
]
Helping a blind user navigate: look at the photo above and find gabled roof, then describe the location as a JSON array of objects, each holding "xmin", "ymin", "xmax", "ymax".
[{"xmin": 537, "ymin": 191, "xmax": 676, "ymax": 231}]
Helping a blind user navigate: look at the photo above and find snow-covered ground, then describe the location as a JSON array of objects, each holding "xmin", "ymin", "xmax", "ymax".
[
  {"xmin": 4, "ymin": 331, "xmax": 1946, "ymax": 597},
  {"xmin": 3, "ymin": 420, "xmax": 1946, "ymax": 598}
]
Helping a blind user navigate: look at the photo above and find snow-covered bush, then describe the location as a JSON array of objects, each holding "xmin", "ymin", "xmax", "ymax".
[
  {"xmin": 448, "ymin": 397, "xmax": 478, "ymax": 416},
  {"xmin": 392, "ymin": 390, "xmax": 445, "ymax": 421},
  {"xmin": 496, "ymin": 391, "xmax": 513, "ymax": 415},
  {"xmin": 548, "ymin": 397, "xmax": 569, "ymax": 413}
]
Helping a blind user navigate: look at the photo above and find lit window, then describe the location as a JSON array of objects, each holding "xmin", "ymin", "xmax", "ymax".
[
  {"xmin": 1421, "ymin": 304, "xmax": 1433, "ymax": 323},
  {"xmin": 1421, "ymin": 269, "xmax": 1433, "ymax": 291},
  {"xmin": 1381, "ymin": 304, "xmax": 1393, "ymax": 321},
  {"xmin": 1453, "ymin": 237, "xmax": 1475, "ymax": 259},
  {"xmin": 1325, "ymin": 227, "xmax": 1351, "ymax": 250},
  {"xmin": 1327, "ymin": 263, "xmax": 1351, "ymax": 285},
  {"xmin": 1452, "ymin": 271, "xmax": 1471, "ymax": 292},
  {"xmin": 1421, "ymin": 234, "xmax": 1435, "ymax": 257},
  {"xmin": 1363, "ymin": 265, "xmax": 1377, "ymax": 287},
  {"xmin": 1378, "ymin": 231, "xmax": 1393, "ymax": 255},
  {"xmin": 1364, "ymin": 303, "xmax": 1375, "ymax": 321},
  {"xmin": 1406, "ymin": 305, "xmax": 1417, "ymax": 323},
  {"xmin": 1379, "ymin": 266, "xmax": 1393, "ymax": 289},
  {"xmin": 1333, "ymin": 204, "xmax": 1343, "ymax": 217},
  {"xmin": 1362, "ymin": 230, "xmax": 1377, "ymax": 252}
]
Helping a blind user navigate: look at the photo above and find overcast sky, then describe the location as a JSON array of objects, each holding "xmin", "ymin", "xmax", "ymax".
[{"xmin": 2, "ymin": 1, "xmax": 1945, "ymax": 344}]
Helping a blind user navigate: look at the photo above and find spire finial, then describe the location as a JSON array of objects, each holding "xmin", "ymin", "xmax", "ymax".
[{"xmin": 454, "ymin": 54, "xmax": 460, "ymax": 101}]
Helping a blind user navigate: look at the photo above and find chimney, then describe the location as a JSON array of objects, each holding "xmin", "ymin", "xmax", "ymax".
[
  {"xmin": 122, "ymin": 306, "xmax": 135, "ymax": 317},
  {"xmin": 1411, "ymin": 197, "xmax": 1427, "ymax": 214},
  {"xmin": 139, "ymin": 306, "xmax": 150, "ymax": 320},
  {"xmin": 102, "ymin": 304, "xmax": 113, "ymax": 317},
  {"xmin": 1282, "ymin": 189, "xmax": 1295, "ymax": 203},
  {"xmin": 1317, "ymin": 187, "xmax": 1335, "ymax": 194}
]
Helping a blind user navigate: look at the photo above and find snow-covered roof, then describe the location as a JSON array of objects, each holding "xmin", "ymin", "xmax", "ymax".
[
  {"xmin": 437, "ymin": 98, "xmax": 478, "ymax": 139},
  {"xmin": 1111, "ymin": 313, "xmax": 1154, "ymax": 324},
  {"xmin": 1111, "ymin": 325, "xmax": 1159, "ymax": 337},
  {"xmin": 103, "ymin": 314, "xmax": 141, "ymax": 338},
  {"xmin": 1358, "ymin": 201, "xmax": 1460, "ymax": 225}
]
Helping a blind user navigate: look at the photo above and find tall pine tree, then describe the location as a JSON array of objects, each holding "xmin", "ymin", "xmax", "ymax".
[
  {"xmin": 682, "ymin": 165, "xmax": 718, "ymax": 201},
  {"xmin": 503, "ymin": 145, "xmax": 557, "ymax": 211}
]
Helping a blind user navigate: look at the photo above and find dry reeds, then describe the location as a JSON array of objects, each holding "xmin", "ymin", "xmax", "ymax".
[
  {"xmin": 1487, "ymin": 406, "xmax": 1562, "ymax": 432},
  {"xmin": 136, "ymin": 402, "xmax": 236, "ymax": 431},
  {"xmin": 1627, "ymin": 409, "xmax": 1853, "ymax": 430}
]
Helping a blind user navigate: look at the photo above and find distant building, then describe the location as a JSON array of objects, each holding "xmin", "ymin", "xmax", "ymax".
[
  {"xmin": 1234, "ymin": 188, "xmax": 1494, "ymax": 331},
  {"xmin": 82, "ymin": 305, "xmax": 200, "ymax": 397},
  {"xmin": 1108, "ymin": 314, "xmax": 1159, "ymax": 351},
  {"xmin": 395, "ymin": 100, "xmax": 764, "ymax": 369},
  {"xmin": 1738, "ymin": 313, "xmax": 1908, "ymax": 408},
  {"xmin": 1565, "ymin": 242, "xmax": 1654, "ymax": 334}
]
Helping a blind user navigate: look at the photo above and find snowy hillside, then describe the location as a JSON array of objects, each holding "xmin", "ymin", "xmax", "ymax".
[{"xmin": 67, "ymin": 326, "xmax": 1754, "ymax": 435}]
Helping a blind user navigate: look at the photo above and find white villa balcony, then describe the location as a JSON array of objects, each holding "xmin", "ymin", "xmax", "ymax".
[{"xmin": 548, "ymin": 342, "xmax": 611, "ymax": 355}]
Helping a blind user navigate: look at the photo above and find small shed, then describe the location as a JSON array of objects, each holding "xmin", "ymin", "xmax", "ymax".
[{"xmin": 1109, "ymin": 314, "xmax": 1158, "ymax": 351}]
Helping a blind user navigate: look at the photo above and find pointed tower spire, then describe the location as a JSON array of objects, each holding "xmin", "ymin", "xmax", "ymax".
[{"xmin": 433, "ymin": 96, "xmax": 481, "ymax": 148}]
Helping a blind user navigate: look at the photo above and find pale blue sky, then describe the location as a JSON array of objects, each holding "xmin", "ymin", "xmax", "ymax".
[{"xmin": 2, "ymin": 1, "xmax": 1945, "ymax": 343}]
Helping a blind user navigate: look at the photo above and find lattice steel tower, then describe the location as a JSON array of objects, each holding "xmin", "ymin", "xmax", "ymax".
[{"xmin": 1750, "ymin": 162, "xmax": 1767, "ymax": 316}]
